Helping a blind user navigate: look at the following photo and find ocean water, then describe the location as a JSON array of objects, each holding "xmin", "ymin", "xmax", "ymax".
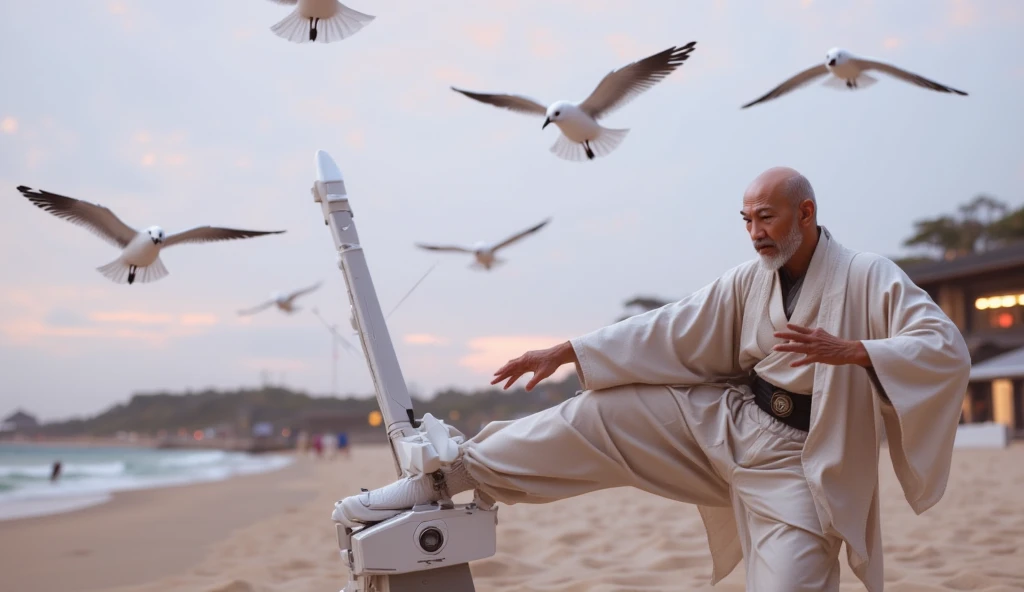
[{"xmin": 0, "ymin": 443, "xmax": 293, "ymax": 521}]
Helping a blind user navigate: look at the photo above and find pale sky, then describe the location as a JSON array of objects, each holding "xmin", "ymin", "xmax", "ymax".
[{"xmin": 1, "ymin": 0, "xmax": 1022, "ymax": 421}]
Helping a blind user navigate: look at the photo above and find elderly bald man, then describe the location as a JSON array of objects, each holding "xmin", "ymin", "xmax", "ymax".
[{"xmin": 334, "ymin": 167, "xmax": 970, "ymax": 591}]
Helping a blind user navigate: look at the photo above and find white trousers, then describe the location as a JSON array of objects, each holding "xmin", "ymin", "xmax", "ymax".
[{"xmin": 461, "ymin": 384, "xmax": 843, "ymax": 591}]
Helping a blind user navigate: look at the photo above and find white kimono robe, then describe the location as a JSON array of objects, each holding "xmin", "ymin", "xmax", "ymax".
[{"xmin": 568, "ymin": 227, "xmax": 971, "ymax": 589}]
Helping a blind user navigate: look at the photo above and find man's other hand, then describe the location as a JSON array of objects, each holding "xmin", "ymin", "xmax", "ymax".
[
  {"xmin": 772, "ymin": 323, "xmax": 872, "ymax": 368},
  {"xmin": 491, "ymin": 341, "xmax": 578, "ymax": 391}
]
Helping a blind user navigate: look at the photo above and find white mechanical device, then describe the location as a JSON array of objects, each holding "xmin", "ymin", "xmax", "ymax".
[{"xmin": 310, "ymin": 150, "xmax": 498, "ymax": 592}]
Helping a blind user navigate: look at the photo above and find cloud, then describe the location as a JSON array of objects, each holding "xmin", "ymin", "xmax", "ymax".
[
  {"xmin": 179, "ymin": 314, "xmax": 218, "ymax": 326},
  {"xmin": 295, "ymin": 96, "xmax": 355, "ymax": 125},
  {"xmin": 88, "ymin": 311, "xmax": 219, "ymax": 326},
  {"xmin": 127, "ymin": 128, "xmax": 193, "ymax": 170},
  {"xmin": 0, "ymin": 319, "xmax": 207, "ymax": 348},
  {"xmin": 947, "ymin": 0, "xmax": 978, "ymax": 27},
  {"xmin": 404, "ymin": 333, "xmax": 450, "ymax": 346},
  {"xmin": 432, "ymin": 66, "xmax": 480, "ymax": 88},
  {"xmin": 882, "ymin": 36, "xmax": 904, "ymax": 50},
  {"xmin": 90, "ymin": 311, "xmax": 175, "ymax": 324},
  {"xmin": 346, "ymin": 130, "xmax": 366, "ymax": 150},
  {"xmin": 604, "ymin": 34, "xmax": 658, "ymax": 61},
  {"xmin": 0, "ymin": 300, "xmax": 221, "ymax": 349},
  {"xmin": 464, "ymin": 23, "xmax": 504, "ymax": 51},
  {"xmin": 458, "ymin": 335, "xmax": 574, "ymax": 375},
  {"xmin": 529, "ymin": 28, "xmax": 564, "ymax": 59},
  {"xmin": 163, "ymin": 153, "xmax": 187, "ymax": 167},
  {"xmin": 104, "ymin": 0, "xmax": 139, "ymax": 32},
  {"xmin": 578, "ymin": 211, "xmax": 642, "ymax": 237},
  {"xmin": 1, "ymin": 117, "xmax": 17, "ymax": 134},
  {"xmin": 232, "ymin": 28, "xmax": 255, "ymax": 42},
  {"xmin": 26, "ymin": 148, "xmax": 45, "ymax": 169}
]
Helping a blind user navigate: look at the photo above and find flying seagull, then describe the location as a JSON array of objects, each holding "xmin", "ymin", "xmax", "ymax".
[
  {"xmin": 415, "ymin": 218, "xmax": 551, "ymax": 270},
  {"xmin": 238, "ymin": 281, "xmax": 323, "ymax": 316},
  {"xmin": 267, "ymin": 0, "xmax": 374, "ymax": 44},
  {"xmin": 451, "ymin": 42, "xmax": 697, "ymax": 161},
  {"xmin": 741, "ymin": 47, "xmax": 968, "ymax": 109},
  {"xmin": 16, "ymin": 186, "xmax": 285, "ymax": 285}
]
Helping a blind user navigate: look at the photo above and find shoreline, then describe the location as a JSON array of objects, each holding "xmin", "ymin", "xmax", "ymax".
[
  {"xmin": 0, "ymin": 436, "xmax": 160, "ymax": 449},
  {"xmin": 0, "ymin": 454, "xmax": 321, "ymax": 592},
  {"xmin": 0, "ymin": 445, "xmax": 296, "ymax": 523},
  {"xmin": 0, "ymin": 436, "xmax": 293, "ymax": 454}
]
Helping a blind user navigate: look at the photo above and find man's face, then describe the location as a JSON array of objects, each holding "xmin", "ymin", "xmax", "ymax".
[{"xmin": 741, "ymin": 191, "xmax": 803, "ymax": 271}]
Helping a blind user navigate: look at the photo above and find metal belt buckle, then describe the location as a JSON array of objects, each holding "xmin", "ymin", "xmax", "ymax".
[{"xmin": 770, "ymin": 391, "xmax": 794, "ymax": 418}]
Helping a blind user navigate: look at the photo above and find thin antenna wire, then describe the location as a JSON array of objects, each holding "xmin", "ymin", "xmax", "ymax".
[
  {"xmin": 385, "ymin": 261, "xmax": 439, "ymax": 320},
  {"xmin": 310, "ymin": 307, "xmax": 357, "ymax": 355}
]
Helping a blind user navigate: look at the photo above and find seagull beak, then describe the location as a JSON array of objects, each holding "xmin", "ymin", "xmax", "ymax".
[{"xmin": 542, "ymin": 117, "xmax": 551, "ymax": 129}]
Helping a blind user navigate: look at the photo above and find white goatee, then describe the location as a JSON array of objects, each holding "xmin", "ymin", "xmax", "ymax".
[{"xmin": 757, "ymin": 221, "xmax": 803, "ymax": 271}]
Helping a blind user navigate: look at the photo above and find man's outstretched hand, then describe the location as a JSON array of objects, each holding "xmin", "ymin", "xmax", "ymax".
[
  {"xmin": 772, "ymin": 323, "xmax": 872, "ymax": 368},
  {"xmin": 491, "ymin": 341, "xmax": 578, "ymax": 391}
]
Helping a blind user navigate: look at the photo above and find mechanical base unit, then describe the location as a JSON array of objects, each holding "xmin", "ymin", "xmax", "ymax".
[{"xmin": 337, "ymin": 503, "xmax": 498, "ymax": 592}]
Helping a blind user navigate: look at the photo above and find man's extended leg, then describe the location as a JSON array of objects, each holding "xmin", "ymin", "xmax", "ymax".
[{"xmin": 335, "ymin": 384, "xmax": 734, "ymax": 524}]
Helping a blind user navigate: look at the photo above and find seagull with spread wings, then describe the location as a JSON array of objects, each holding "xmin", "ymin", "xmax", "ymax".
[
  {"xmin": 16, "ymin": 186, "xmax": 286, "ymax": 285},
  {"xmin": 238, "ymin": 281, "xmax": 323, "ymax": 316},
  {"xmin": 415, "ymin": 218, "xmax": 551, "ymax": 271},
  {"xmin": 741, "ymin": 47, "xmax": 968, "ymax": 109},
  {"xmin": 451, "ymin": 42, "xmax": 697, "ymax": 161},
  {"xmin": 266, "ymin": 0, "xmax": 374, "ymax": 44}
]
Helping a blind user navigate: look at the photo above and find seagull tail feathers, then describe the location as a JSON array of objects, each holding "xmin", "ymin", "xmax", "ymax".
[
  {"xmin": 549, "ymin": 127, "xmax": 630, "ymax": 162},
  {"xmin": 270, "ymin": 2, "xmax": 374, "ymax": 44},
  {"xmin": 470, "ymin": 258, "xmax": 505, "ymax": 271},
  {"xmin": 822, "ymin": 73, "xmax": 878, "ymax": 90},
  {"xmin": 96, "ymin": 257, "xmax": 169, "ymax": 285}
]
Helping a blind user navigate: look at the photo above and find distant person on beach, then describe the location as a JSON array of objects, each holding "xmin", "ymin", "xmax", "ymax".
[
  {"xmin": 334, "ymin": 167, "xmax": 972, "ymax": 592},
  {"xmin": 50, "ymin": 460, "xmax": 61, "ymax": 483},
  {"xmin": 322, "ymin": 431, "xmax": 337, "ymax": 459},
  {"xmin": 311, "ymin": 433, "xmax": 323, "ymax": 458},
  {"xmin": 337, "ymin": 432, "xmax": 349, "ymax": 458},
  {"xmin": 295, "ymin": 430, "xmax": 309, "ymax": 454}
]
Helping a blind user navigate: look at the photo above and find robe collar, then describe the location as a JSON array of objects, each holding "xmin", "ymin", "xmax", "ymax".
[{"xmin": 768, "ymin": 226, "xmax": 830, "ymax": 331}]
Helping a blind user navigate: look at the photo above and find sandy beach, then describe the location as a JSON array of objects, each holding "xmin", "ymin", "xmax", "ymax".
[{"xmin": 2, "ymin": 444, "xmax": 1022, "ymax": 592}]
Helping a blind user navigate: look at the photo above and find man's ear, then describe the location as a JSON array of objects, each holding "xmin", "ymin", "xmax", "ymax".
[{"xmin": 799, "ymin": 200, "xmax": 816, "ymax": 225}]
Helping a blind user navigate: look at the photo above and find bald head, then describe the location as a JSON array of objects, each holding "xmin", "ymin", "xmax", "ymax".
[
  {"xmin": 741, "ymin": 167, "xmax": 820, "ymax": 273},
  {"xmin": 746, "ymin": 166, "xmax": 817, "ymax": 210}
]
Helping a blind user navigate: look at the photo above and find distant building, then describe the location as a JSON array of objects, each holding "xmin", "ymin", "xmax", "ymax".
[
  {"xmin": 1, "ymin": 410, "xmax": 39, "ymax": 433},
  {"xmin": 293, "ymin": 410, "xmax": 387, "ymax": 444},
  {"xmin": 904, "ymin": 242, "xmax": 1024, "ymax": 437}
]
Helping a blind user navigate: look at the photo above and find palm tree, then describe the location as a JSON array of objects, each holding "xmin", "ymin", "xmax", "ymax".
[
  {"xmin": 958, "ymin": 194, "xmax": 1008, "ymax": 252},
  {"xmin": 987, "ymin": 204, "xmax": 1024, "ymax": 244},
  {"xmin": 901, "ymin": 194, "xmax": 1013, "ymax": 260},
  {"xmin": 902, "ymin": 215, "xmax": 968, "ymax": 259}
]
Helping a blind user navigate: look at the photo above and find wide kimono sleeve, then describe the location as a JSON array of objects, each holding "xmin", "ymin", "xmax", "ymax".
[
  {"xmin": 569, "ymin": 262, "xmax": 756, "ymax": 391},
  {"xmin": 858, "ymin": 255, "xmax": 971, "ymax": 513}
]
